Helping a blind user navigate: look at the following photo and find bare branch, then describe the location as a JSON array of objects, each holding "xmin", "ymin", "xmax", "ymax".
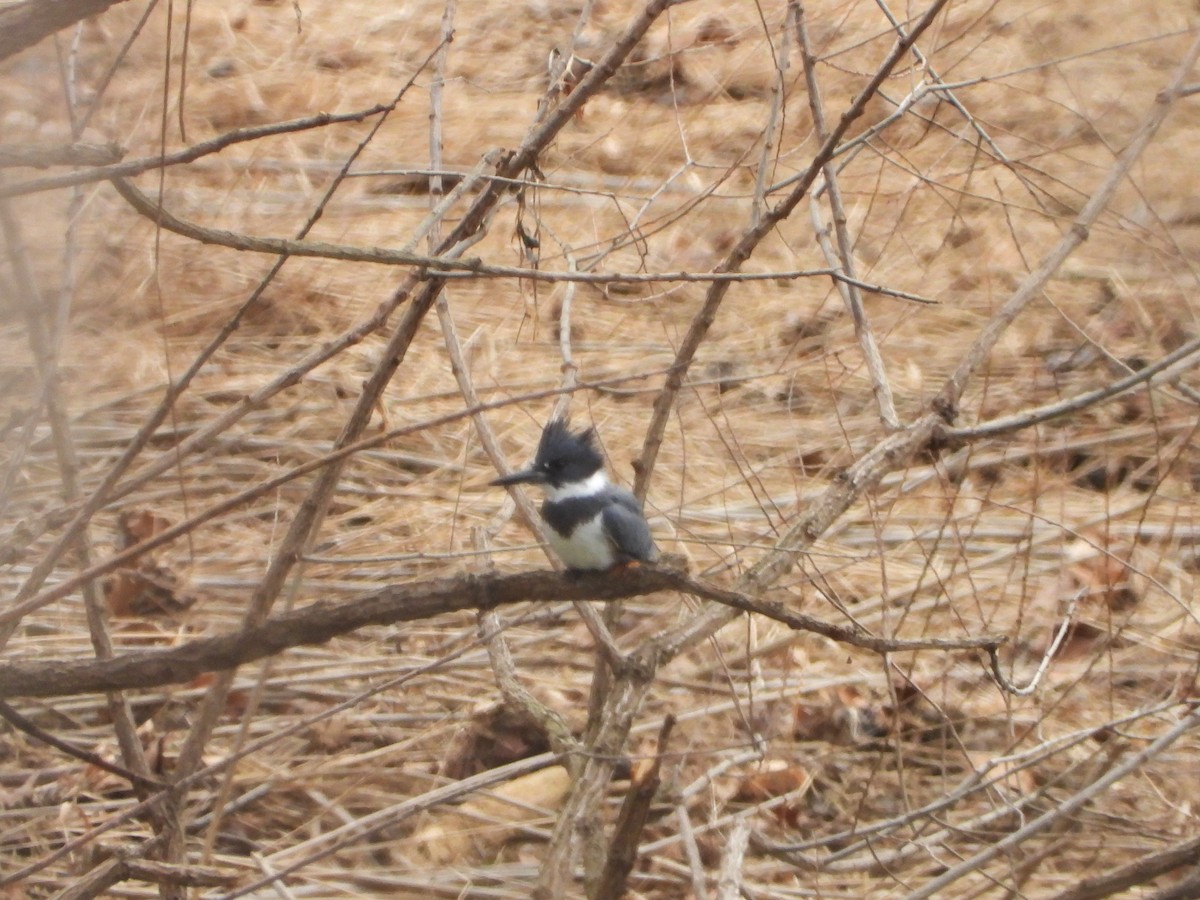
[
  {"xmin": 0, "ymin": 106, "xmax": 392, "ymax": 198},
  {"xmin": 1050, "ymin": 833, "xmax": 1200, "ymax": 900},
  {"xmin": 0, "ymin": 564, "xmax": 1003, "ymax": 698},
  {"xmin": 0, "ymin": 141, "xmax": 123, "ymax": 168},
  {"xmin": 110, "ymin": 175, "xmax": 472, "ymax": 272},
  {"xmin": 797, "ymin": 1, "xmax": 899, "ymax": 428},
  {"xmin": 0, "ymin": 0, "xmax": 133, "ymax": 63},
  {"xmin": 594, "ymin": 715, "xmax": 675, "ymax": 900},
  {"xmin": 0, "ymin": 700, "xmax": 163, "ymax": 790},
  {"xmin": 0, "ymin": 185, "xmax": 157, "ymax": 797},
  {"xmin": 942, "ymin": 332, "xmax": 1200, "ymax": 440}
]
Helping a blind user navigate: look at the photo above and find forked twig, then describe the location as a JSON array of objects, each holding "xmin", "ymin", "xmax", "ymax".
[
  {"xmin": 633, "ymin": 0, "xmax": 953, "ymax": 500},
  {"xmin": 750, "ymin": 11, "xmax": 791, "ymax": 227}
]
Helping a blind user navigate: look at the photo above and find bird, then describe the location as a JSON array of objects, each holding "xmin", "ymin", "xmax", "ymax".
[{"xmin": 491, "ymin": 419, "xmax": 658, "ymax": 572}]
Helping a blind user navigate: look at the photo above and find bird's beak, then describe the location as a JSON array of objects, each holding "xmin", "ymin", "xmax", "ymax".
[{"xmin": 491, "ymin": 467, "xmax": 547, "ymax": 487}]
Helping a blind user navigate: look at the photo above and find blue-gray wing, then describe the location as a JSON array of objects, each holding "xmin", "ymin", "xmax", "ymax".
[{"xmin": 602, "ymin": 490, "xmax": 658, "ymax": 563}]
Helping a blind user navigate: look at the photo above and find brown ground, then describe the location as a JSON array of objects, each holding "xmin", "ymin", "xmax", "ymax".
[{"xmin": 1, "ymin": 0, "xmax": 1199, "ymax": 896}]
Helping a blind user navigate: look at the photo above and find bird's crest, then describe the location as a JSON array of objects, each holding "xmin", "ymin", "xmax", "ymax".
[
  {"xmin": 540, "ymin": 418, "xmax": 594, "ymax": 455},
  {"xmin": 535, "ymin": 418, "xmax": 603, "ymax": 481}
]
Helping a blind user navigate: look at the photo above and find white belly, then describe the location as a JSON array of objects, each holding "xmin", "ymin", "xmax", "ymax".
[{"xmin": 546, "ymin": 516, "xmax": 615, "ymax": 570}]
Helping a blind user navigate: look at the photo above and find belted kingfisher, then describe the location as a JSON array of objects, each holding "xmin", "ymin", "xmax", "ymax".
[{"xmin": 491, "ymin": 419, "xmax": 658, "ymax": 571}]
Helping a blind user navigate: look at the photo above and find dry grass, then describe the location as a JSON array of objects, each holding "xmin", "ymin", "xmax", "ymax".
[{"xmin": 1, "ymin": 0, "xmax": 1199, "ymax": 896}]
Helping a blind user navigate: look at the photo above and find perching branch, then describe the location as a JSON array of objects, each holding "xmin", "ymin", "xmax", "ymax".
[{"xmin": 0, "ymin": 565, "xmax": 1004, "ymax": 700}]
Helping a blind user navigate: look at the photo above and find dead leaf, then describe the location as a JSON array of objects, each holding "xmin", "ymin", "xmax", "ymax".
[
  {"xmin": 117, "ymin": 509, "xmax": 172, "ymax": 547},
  {"xmin": 440, "ymin": 703, "xmax": 553, "ymax": 780},
  {"xmin": 103, "ymin": 561, "xmax": 196, "ymax": 617},
  {"xmin": 413, "ymin": 765, "xmax": 571, "ymax": 866},
  {"xmin": 733, "ymin": 763, "xmax": 810, "ymax": 803},
  {"xmin": 103, "ymin": 509, "xmax": 197, "ymax": 617}
]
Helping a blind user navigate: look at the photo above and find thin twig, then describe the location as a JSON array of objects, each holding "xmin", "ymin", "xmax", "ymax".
[
  {"xmin": 77, "ymin": 0, "xmax": 161, "ymax": 135},
  {"xmin": 108, "ymin": 174, "xmax": 937, "ymax": 297},
  {"xmin": 715, "ymin": 815, "xmax": 751, "ymax": 900},
  {"xmin": 0, "ymin": 186, "xmax": 156, "ymax": 796},
  {"xmin": 797, "ymin": 1, "xmax": 899, "ymax": 428},
  {"xmin": 750, "ymin": 10, "xmax": 791, "ymax": 227},
  {"xmin": 0, "ymin": 700, "xmax": 164, "ymax": 791},
  {"xmin": 942, "ymin": 333, "xmax": 1200, "ymax": 440},
  {"xmin": 0, "ymin": 105, "xmax": 393, "ymax": 199},
  {"xmin": 989, "ymin": 591, "xmax": 1081, "ymax": 696},
  {"xmin": 675, "ymin": 803, "xmax": 711, "ymax": 900},
  {"xmin": 110, "ymin": 175, "xmax": 473, "ymax": 270},
  {"xmin": 480, "ymin": 608, "xmax": 582, "ymax": 759}
]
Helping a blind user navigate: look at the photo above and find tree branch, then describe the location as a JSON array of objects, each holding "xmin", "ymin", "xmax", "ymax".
[
  {"xmin": 0, "ymin": 106, "xmax": 390, "ymax": 198},
  {"xmin": 0, "ymin": 141, "xmax": 124, "ymax": 169},
  {"xmin": 109, "ymin": 171, "xmax": 939, "ymax": 295},
  {"xmin": 0, "ymin": 565, "xmax": 1004, "ymax": 700},
  {"xmin": 0, "ymin": 0, "xmax": 132, "ymax": 63},
  {"xmin": 110, "ymin": 175, "xmax": 473, "ymax": 272}
]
